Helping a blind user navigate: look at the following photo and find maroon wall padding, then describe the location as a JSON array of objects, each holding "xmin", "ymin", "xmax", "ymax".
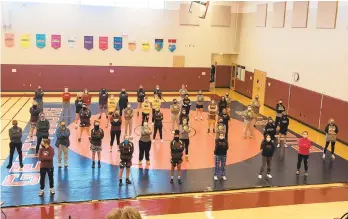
[
  {"xmin": 320, "ymin": 96, "xmax": 348, "ymax": 143},
  {"xmin": 288, "ymin": 85, "xmax": 322, "ymax": 129},
  {"xmin": 265, "ymin": 78, "xmax": 290, "ymax": 110},
  {"xmin": 0, "ymin": 64, "xmax": 210, "ymax": 91},
  {"xmin": 215, "ymin": 65, "xmax": 231, "ymax": 88},
  {"xmin": 235, "ymin": 71, "xmax": 253, "ymax": 98}
]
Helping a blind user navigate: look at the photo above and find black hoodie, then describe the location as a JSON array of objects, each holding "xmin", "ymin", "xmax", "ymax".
[
  {"xmin": 264, "ymin": 122, "xmax": 276, "ymax": 139},
  {"xmin": 260, "ymin": 140, "xmax": 275, "ymax": 157},
  {"xmin": 137, "ymin": 88, "xmax": 145, "ymax": 102}
]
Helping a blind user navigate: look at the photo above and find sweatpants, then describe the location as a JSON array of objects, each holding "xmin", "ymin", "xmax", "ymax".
[
  {"xmin": 124, "ymin": 119, "xmax": 133, "ymax": 135},
  {"xmin": 297, "ymin": 154, "xmax": 309, "ymax": 171},
  {"xmin": 214, "ymin": 155, "xmax": 226, "ymax": 176},
  {"xmin": 142, "ymin": 113, "xmax": 149, "ymax": 126},
  {"xmin": 152, "ymin": 109, "xmax": 156, "ymax": 123},
  {"xmin": 260, "ymin": 156, "xmax": 272, "ymax": 174},
  {"xmin": 153, "ymin": 125, "xmax": 163, "ymax": 139},
  {"xmin": 8, "ymin": 142, "xmax": 23, "ymax": 167},
  {"xmin": 110, "ymin": 130, "xmax": 121, "ymax": 146},
  {"xmin": 324, "ymin": 141, "xmax": 336, "ymax": 155},
  {"xmin": 181, "ymin": 139, "xmax": 190, "ymax": 155},
  {"xmin": 36, "ymin": 135, "xmax": 48, "ymax": 154},
  {"xmin": 225, "ymin": 124, "xmax": 229, "ymax": 139},
  {"xmin": 139, "ymin": 141, "xmax": 151, "ymax": 161},
  {"xmin": 40, "ymin": 168, "xmax": 54, "ymax": 190}
]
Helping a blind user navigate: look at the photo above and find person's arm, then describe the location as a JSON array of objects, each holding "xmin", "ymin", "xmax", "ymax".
[
  {"xmin": 87, "ymin": 110, "xmax": 92, "ymax": 119},
  {"xmin": 335, "ymin": 125, "xmax": 339, "ymax": 134},
  {"xmin": 56, "ymin": 129, "xmax": 62, "ymax": 139},
  {"xmin": 130, "ymin": 143, "xmax": 134, "ymax": 154},
  {"xmin": 8, "ymin": 129, "xmax": 12, "ymax": 139},
  {"xmin": 260, "ymin": 142, "xmax": 265, "ymax": 150},
  {"xmin": 40, "ymin": 148, "xmax": 54, "ymax": 161},
  {"xmin": 226, "ymin": 141, "xmax": 229, "ymax": 151},
  {"xmin": 324, "ymin": 124, "xmax": 329, "ymax": 133},
  {"xmin": 19, "ymin": 127, "xmax": 23, "ymax": 138},
  {"xmin": 100, "ymin": 129, "xmax": 104, "ymax": 139}
]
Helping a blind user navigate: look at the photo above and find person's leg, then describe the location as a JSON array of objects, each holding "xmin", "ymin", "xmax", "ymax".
[
  {"xmin": 221, "ymin": 155, "xmax": 226, "ymax": 177},
  {"xmin": 208, "ymin": 121, "xmax": 211, "ymax": 132},
  {"xmin": 63, "ymin": 146, "xmax": 68, "ymax": 166},
  {"xmin": 48, "ymin": 168, "xmax": 54, "ymax": 189},
  {"xmin": 284, "ymin": 134, "xmax": 288, "ymax": 147},
  {"xmin": 67, "ymin": 103, "xmax": 71, "ymax": 120},
  {"xmin": 110, "ymin": 130, "xmax": 116, "ymax": 147},
  {"xmin": 124, "ymin": 120, "xmax": 129, "ymax": 135},
  {"xmin": 129, "ymin": 119, "xmax": 133, "ymax": 135},
  {"xmin": 331, "ymin": 141, "xmax": 336, "ymax": 155},
  {"xmin": 7, "ymin": 143, "xmax": 15, "ymax": 168},
  {"xmin": 297, "ymin": 154, "xmax": 303, "ymax": 172},
  {"xmin": 139, "ymin": 141, "xmax": 145, "ymax": 161},
  {"xmin": 126, "ymin": 167, "xmax": 131, "ymax": 182},
  {"xmin": 185, "ymin": 139, "xmax": 189, "ymax": 155},
  {"xmin": 119, "ymin": 167, "xmax": 124, "ymax": 184},
  {"xmin": 15, "ymin": 143, "xmax": 24, "ymax": 167},
  {"xmin": 170, "ymin": 165, "xmax": 175, "ymax": 181},
  {"xmin": 116, "ymin": 130, "xmax": 121, "ymax": 146},
  {"xmin": 267, "ymin": 157, "xmax": 272, "ymax": 175},
  {"xmin": 119, "ymin": 107, "xmax": 123, "ymax": 117},
  {"xmin": 304, "ymin": 155, "xmax": 309, "ymax": 173},
  {"xmin": 175, "ymin": 115, "xmax": 180, "ymax": 129},
  {"xmin": 142, "ymin": 113, "xmax": 145, "ymax": 126},
  {"xmin": 249, "ymin": 122, "xmax": 254, "ymax": 138},
  {"xmin": 145, "ymin": 142, "xmax": 151, "ymax": 162},
  {"xmin": 58, "ymin": 145, "xmax": 63, "ymax": 167},
  {"xmin": 36, "ymin": 136, "xmax": 43, "ymax": 154},
  {"xmin": 79, "ymin": 127, "xmax": 83, "ymax": 139},
  {"xmin": 153, "ymin": 126, "xmax": 158, "ymax": 139},
  {"xmin": 171, "ymin": 114, "xmax": 175, "ymax": 130},
  {"xmin": 97, "ymin": 152, "xmax": 101, "ymax": 167},
  {"xmin": 137, "ymin": 102, "xmax": 141, "ymax": 116},
  {"xmin": 40, "ymin": 168, "xmax": 47, "ymax": 190},
  {"xmin": 323, "ymin": 141, "xmax": 330, "ymax": 154},
  {"xmin": 225, "ymin": 125, "xmax": 229, "ymax": 139},
  {"xmin": 177, "ymin": 163, "xmax": 182, "ymax": 182},
  {"xmin": 92, "ymin": 152, "xmax": 95, "ymax": 162},
  {"xmin": 214, "ymin": 156, "xmax": 219, "ymax": 176},
  {"xmin": 243, "ymin": 121, "xmax": 248, "ymax": 138},
  {"xmin": 259, "ymin": 156, "xmax": 266, "ymax": 175},
  {"xmin": 159, "ymin": 125, "xmax": 163, "ymax": 140},
  {"xmin": 278, "ymin": 134, "xmax": 282, "ymax": 146},
  {"xmin": 75, "ymin": 113, "xmax": 79, "ymax": 125}
]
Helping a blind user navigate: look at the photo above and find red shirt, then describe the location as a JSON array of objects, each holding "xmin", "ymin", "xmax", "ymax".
[
  {"xmin": 39, "ymin": 146, "xmax": 55, "ymax": 168},
  {"xmin": 62, "ymin": 92, "xmax": 71, "ymax": 102},
  {"xmin": 298, "ymin": 138, "xmax": 311, "ymax": 155},
  {"xmin": 83, "ymin": 94, "xmax": 92, "ymax": 105}
]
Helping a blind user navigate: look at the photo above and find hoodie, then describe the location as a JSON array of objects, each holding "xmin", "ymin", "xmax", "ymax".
[
  {"xmin": 36, "ymin": 119, "xmax": 50, "ymax": 137},
  {"xmin": 264, "ymin": 122, "xmax": 276, "ymax": 139},
  {"xmin": 99, "ymin": 90, "xmax": 109, "ymax": 105},
  {"xmin": 137, "ymin": 89, "xmax": 145, "ymax": 102},
  {"xmin": 260, "ymin": 140, "xmax": 275, "ymax": 157},
  {"xmin": 214, "ymin": 139, "xmax": 229, "ymax": 156},
  {"xmin": 39, "ymin": 146, "xmax": 54, "ymax": 168},
  {"xmin": 30, "ymin": 106, "xmax": 41, "ymax": 122}
]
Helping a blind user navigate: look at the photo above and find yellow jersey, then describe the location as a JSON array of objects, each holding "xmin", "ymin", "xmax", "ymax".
[
  {"xmin": 152, "ymin": 98, "xmax": 161, "ymax": 109},
  {"xmin": 108, "ymin": 98, "xmax": 117, "ymax": 113},
  {"xmin": 142, "ymin": 101, "xmax": 151, "ymax": 114}
]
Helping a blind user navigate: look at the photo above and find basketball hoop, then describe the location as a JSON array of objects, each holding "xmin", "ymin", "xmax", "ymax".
[{"xmin": 188, "ymin": 1, "xmax": 210, "ymax": 19}]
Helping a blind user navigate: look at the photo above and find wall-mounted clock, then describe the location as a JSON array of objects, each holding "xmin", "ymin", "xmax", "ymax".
[{"xmin": 293, "ymin": 72, "xmax": 300, "ymax": 82}]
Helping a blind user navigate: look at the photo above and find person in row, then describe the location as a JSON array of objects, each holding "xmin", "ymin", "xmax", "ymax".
[
  {"xmin": 258, "ymin": 134, "xmax": 275, "ymax": 179},
  {"xmin": 55, "ymin": 121, "xmax": 70, "ymax": 168},
  {"xmin": 275, "ymin": 99, "xmax": 285, "ymax": 128},
  {"xmin": 78, "ymin": 103, "xmax": 91, "ymax": 143},
  {"xmin": 123, "ymin": 103, "xmax": 134, "ymax": 136},
  {"xmin": 323, "ymin": 118, "xmax": 339, "ymax": 160},
  {"xmin": 118, "ymin": 88, "xmax": 128, "ymax": 117},
  {"xmin": 179, "ymin": 108, "xmax": 189, "ymax": 125},
  {"xmin": 264, "ymin": 117, "xmax": 276, "ymax": 142},
  {"xmin": 219, "ymin": 108, "xmax": 230, "ymax": 139},
  {"xmin": 7, "ymin": 120, "xmax": 24, "ymax": 169},
  {"xmin": 29, "ymin": 101, "xmax": 41, "ymax": 141},
  {"xmin": 82, "ymin": 88, "xmax": 92, "ymax": 109},
  {"xmin": 214, "ymin": 133, "xmax": 229, "ymax": 181},
  {"xmin": 195, "ymin": 90, "xmax": 204, "ymax": 120},
  {"xmin": 34, "ymin": 86, "xmax": 44, "ymax": 112},
  {"xmin": 153, "ymin": 108, "xmax": 164, "ymax": 142},
  {"xmin": 152, "ymin": 94, "xmax": 162, "ymax": 123},
  {"xmin": 207, "ymin": 99, "xmax": 218, "ymax": 133},
  {"xmin": 36, "ymin": 113, "xmax": 50, "ymax": 155},
  {"xmin": 225, "ymin": 93, "xmax": 232, "ymax": 114},
  {"xmin": 170, "ymin": 98, "xmax": 181, "ymax": 130},
  {"xmin": 90, "ymin": 120, "xmax": 104, "ymax": 168},
  {"xmin": 277, "ymin": 111, "xmax": 289, "ymax": 148},
  {"xmin": 139, "ymin": 122, "xmax": 152, "ymax": 165},
  {"xmin": 251, "ymin": 95, "xmax": 260, "ymax": 127},
  {"xmin": 119, "ymin": 135, "xmax": 134, "ymax": 186},
  {"xmin": 216, "ymin": 118, "xmax": 226, "ymax": 139},
  {"xmin": 242, "ymin": 105, "xmax": 256, "ymax": 139},
  {"xmin": 218, "ymin": 96, "xmax": 228, "ymax": 115},
  {"xmin": 141, "ymin": 97, "xmax": 151, "ymax": 126},
  {"xmin": 179, "ymin": 118, "xmax": 191, "ymax": 161},
  {"xmin": 109, "ymin": 111, "xmax": 122, "ymax": 152},
  {"xmin": 98, "ymin": 88, "xmax": 109, "ymax": 120},
  {"xmin": 182, "ymin": 94, "xmax": 191, "ymax": 115},
  {"xmin": 74, "ymin": 94, "xmax": 84, "ymax": 129},
  {"xmin": 170, "ymin": 130, "xmax": 185, "ymax": 184},
  {"xmin": 39, "ymin": 138, "xmax": 55, "ymax": 197},
  {"xmin": 179, "ymin": 84, "xmax": 188, "ymax": 100},
  {"xmin": 62, "ymin": 86, "xmax": 71, "ymax": 120},
  {"xmin": 137, "ymin": 85, "xmax": 145, "ymax": 116},
  {"xmin": 108, "ymin": 94, "xmax": 117, "ymax": 116},
  {"xmin": 154, "ymin": 85, "xmax": 162, "ymax": 99}
]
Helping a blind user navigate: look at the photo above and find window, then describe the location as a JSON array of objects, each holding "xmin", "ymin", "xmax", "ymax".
[{"xmin": 236, "ymin": 65, "xmax": 246, "ymax": 81}]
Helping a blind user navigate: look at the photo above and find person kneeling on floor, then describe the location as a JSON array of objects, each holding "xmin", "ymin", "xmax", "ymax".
[
  {"xmin": 119, "ymin": 135, "xmax": 134, "ymax": 186},
  {"xmin": 170, "ymin": 130, "xmax": 185, "ymax": 184},
  {"xmin": 214, "ymin": 133, "xmax": 229, "ymax": 181},
  {"xmin": 258, "ymin": 134, "xmax": 275, "ymax": 179},
  {"xmin": 39, "ymin": 139, "xmax": 55, "ymax": 197}
]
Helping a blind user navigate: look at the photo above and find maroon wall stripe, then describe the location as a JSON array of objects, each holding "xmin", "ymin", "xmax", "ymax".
[
  {"xmin": 215, "ymin": 65, "xmax": 231, "ymax": 88},
  {"xmin": 235, "ymin": 71, "xmax": 253, "ymax": 98},
  {"xmin": 265, "ymin": 78, "xmax": 290, "ymax": 110}
]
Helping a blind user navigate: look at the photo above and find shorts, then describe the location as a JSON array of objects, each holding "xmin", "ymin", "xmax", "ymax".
[
  {"xmin": 90, "ymin": 144, "xmax": 102, "ymax": 152},
  {"xmin": 80, "ymin": 122, "xmax": 91, "ymax": 128},
  {"xmin": 138, "ymin": 99, "xmax": 144, "ymax": 103},
  {"xmin": 30, "ymin": 121, "xmax": 37, "ymax": 129},
  {"xmin": 208, "ymin": 119, "xmax": 216, "ymax": 124},
  {"xmin": 196, "ymin": 104, "xmax": 203, "ymax": 109},
  {"xmin": 99, "ymin": 104, "xmax": 107, "ymax": 110},
  {"xmin": 120, "ymin": 159, "xmax": 132, "ymax": 168},
  {"xmin": 171, "ymin": 158, "xmax": 183, "ymax": 167}
]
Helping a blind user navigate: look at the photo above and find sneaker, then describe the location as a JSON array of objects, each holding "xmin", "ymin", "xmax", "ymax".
[
  {"xmin": 92, "ymin": 161, "xmax": 95, "ymax": 168},
  {"xmin": 277, "ymin": 144, "xmax": 280, "ymax": 148},
  {"xmin": 213, "ymin": 129, "xmax": 215, "ymax": 133},
  {"xmin": 242, "ymin": 136, "xmax": 246, "ymax": 139},
  {"xmin": 214, "ymin": 176, "xmax": 218, "ymax": 181},
  {"xmin": 195, "ymin": 117, "xmax": 197, "ymax": 120},
  {"xmin": 185, "ymin": 155, "xmax": 189, "ymax": 161},
  {"xmin": 207, "ymin": 129, "xmax": 210, "ymax": 133},
  {"xmin": 258, "ymin": 174, "xmax": 262, "ymax": 179},
  {"xmin": 322, "ymin": 153, "xmax": 326, "ymax": 159},
  {"xmin": 39, "ymin": 190, "xmax": 44, "ymax": 197},
  {"xmin": 119, "ymin": 180, "xmax": 123, "ymax": 186},
  {"xmin": 222, "ymin": 176, "xmax": 227, "ymax": 181},
  {"xmin": 178, "ymin": 179, "xmax": 182, "ymax": 184},
  {"xmin": 170, "ymin": 178, "xmax": 174, "ymax": 184},
  {"xmin": 19, "ymin": 167, "xmax": 23, "ymax": 171},
  {"xmin": 78, "ymin": 138, "xmax": 81, "ymax": 143},
  {"xmin": 304, "ymin": 172, "xmax": 309, "ymax": 176},
  {"xmin": 249, "ymin": 136, "xmax": 253, "ymax": 139},
  {"xmin": 50, "ymin": 188, "xmax": 55, "ymax": 195},
  {"xmin": 6, "ymin": 164, "xmax": 11, "ymax": 169},
  {"xmin": 331, "ymin": 154, "xmax": 335, "ymax": 160},
  {"xmin": 98, "ymin": 116, "xmax": 101, "ymax": 119},
  {"xmin": 161, "ymin": 140, "xmax": 164, "ymax": 143},
  {"xmin": 126, "ymin": 179, "xmax": 132, "ymax": 184},
  {"xmin": 146, "ymin": 160, "xmax": 150, "ymax": 165},
  {"xmin": 58, "ymin": 164, "xmax": 62, "ymax": 168},
  {"xmin": 296, "ymin": 170, "xmax": 300, "ymax": 175},
  {"xmin": 151, "ymin": 140, "xmax": 155, "ymax": 143},
  {"xmin": 267, "ymin": 174, "xmax": 272, "ymax": 179},
  {"xmin": 284, "ymin": 144, "xmax": 288, "ymax": 148}
]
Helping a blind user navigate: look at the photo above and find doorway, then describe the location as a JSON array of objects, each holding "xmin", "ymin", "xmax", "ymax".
[
  {"xmin": 252, "ymin": 69, "xmax": 267, "ymax": 106},
  {"xmin": 230, "ymin": 63, "xmax": 237, "ymax": 90}
]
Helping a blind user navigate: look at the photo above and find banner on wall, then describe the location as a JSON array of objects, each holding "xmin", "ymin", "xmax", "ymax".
[
  {"xmin": 168, "ymin": 39, "xmax": 176, "ymax": 52},
  {"xmin": 36, "ymin": 34, "xmax": 46, "ymax": 49},
  {"xmin": 128, "ymin": 41, "xmax": 136, "ymax": 51},
  {"xmin": 113, "ymin": 37, "xmax": 122, "ymax": 51},
  {"xmin": 20, "ymin": 34, "xmax": 30, "ymax": 49},
  {"xmin": 99, "ymin": 36, "xmax": 108, "ymax": 51},
  {"xmin": 51, "ymin": 34, "xmax": 61, "ymax": 49},
  {"xmin": 84, "ymin": 36, "xmax": 93, "ymax": 50},
  {"xmin": 4, "ymin": 33, "xmax": 14, "ymax": 48},
  {"xmin": 142, "ymin": 41, "xmax": 150, "ymax": 52},
  {"xmin": 155, "ymin": 39, "xmax": 163, "ymax": 52},
  {"xmin": 68, "ymin": 36, "xmax": 77, "ymax": 48}
]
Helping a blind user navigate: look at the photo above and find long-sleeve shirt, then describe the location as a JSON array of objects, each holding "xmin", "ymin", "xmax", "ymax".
[
  {"xmin": 196, "ymin": 95, "xmax": 204, "ymax": 105},
  {"xmin": 30, "ymin": 106, "xmax": 41, "ymax": 122},
  {"xmin": 99, "ymin": 91, "xmax": 109, "ymax": 105},
  {"xmin": 218, "ymin": 101, "xmax": 227, "ymax": 112},
  {"xmin": 279, "ymin": 116, "xmax": 289, "ymax": 133},
  {"xmin": 123, "ymin": 108, "xmax": 134, "ymax": 121},
  {"xmin": 62, "ymin": 92, "xmax": 71, "ymax": 103},
  {"xmin": 182, "ymin": 98, "xmax": 191, "ymax": 109},
  {"xmin": 154, "ymin": 112, "xmax": 163, "ymax": 127},
  {"xmin": 140, "ymin": 127, "xmax": 152, "ymax": 142},
  {"xmin": 325, "ymin": 124, "xmax": 339, "ymax": 135},
  {"xmin": 179, "ymin": 113, "xmax": 189, "ymax": 125},
  {"xmin": 118, "ymin": 92, "xmax": 128, "ymax": 109},
  {"xmin": 142, "ymin": 102, "xmax": 151, "ymax": 114},
  {"xmin": 39, "ymin": 146, "xmax": 54, "ymax": 168},
  {"xmin": 90, "ymin": 128, "xmax": 104, "ymax": 146},
  {"xmin": 9, "ymin": 126, "xmax": 22, "ymax": 143},
  {"xmin": 79, "ymin": 109, "xmax": 91, "ymax": 126},
  {"xmin": 275, "ymin": 103, "xmax": 285, "ymax": 117},
  {"xmin": 214, "ymin": 139, "xmax": 229, "ymax": 156},
  {"xmin": 36, "ymin": 119, "xmax": 50, "ymax": 137},
  {"xmin": 264, "ymin": 123, "xmax": 276, "ymax": 139},
  {"xmin": 35, "ymin": 90, "xmax": 44, "ymax": 103},
  {"xmin": 154, "ymin": 89, "xmax": 162, "ymax": 99},
  {"xmin": 260, "ymin": 141, "xmax": 275, "ymax": 157},
  {"xmin": 108, "ymin": 98, "xmax": 117, "ymax": 113},
  {"xmin": 170, "ymin": 104, "xmax": 180, "ymax": 115},
  {"xmin": 243, "ymin": 110, "xmax": 255, "ymax": 121},
  {"xmin": 179, "ymin": 89, "xmax": 188, "ymax": 99},
  {"xmin": 170, "ymin": 140, "xmax": 185, "ymax": 159},
  {"xmin": 119, "ymin": 142, "xmax": 134, "ymax": 160},
  {"xmin": 75, "ymin": 99, "xmax": 84, "ymax": 113},
  {"xmin": 55, "ymin": 127, "xmax": 70, "ymax": 147},
  {"xmin": 179, "ymin": 124, "xmax": 191, "ymax": 139},
  {"xmin": 298, "ymin": 138, "xmax": 311, "ymax": 155},
  {"xmin": 137, "ymin": 89, "xmax": 145, "ymax": 102},
  {"xmin": 110, "ymin": 115, "xmax": 122, "ymax": 131},
  {"xmin": 83, "ymin": 94, "xmax": 92, "ymax": 105},
  {"xmin": 219, "ymin": 113, "xmax": 230, "ymax": 126},
  {"xmin": 208, "ymin": 104, "xmax": 218, "ymax": 120}
]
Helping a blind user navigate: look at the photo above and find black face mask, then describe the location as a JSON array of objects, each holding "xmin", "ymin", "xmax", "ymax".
[
  {"xmin": 173, "ymin": 101, "xmax": 177, "ymax": 104},
  {"xmin": 94, "ymin": 124, "xmax": 100, "ymax": 129},
  {"xmin": 83, "ymin": 107, "xmax": 87, "ymax": 110},
  {"xmin": 33, "ymin": 105, "xmax": 37, "ymax": 108},
  {"xmin": 174, "ymin": 137, "xmax": 179, "ymax": 142},
  {"xmin": 282, "ymin": 115, "xmax": 287, "ymax": 118}
]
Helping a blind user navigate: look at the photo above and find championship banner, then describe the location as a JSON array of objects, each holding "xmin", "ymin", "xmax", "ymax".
[
  {"xmin": 84, "ymin": 36, "xmax": 93, "ymax": 50},
  {"xmin": 142, "ymin": 41, "xmax": 150, "ymax": 52},
  {"xmin": 99, "ymin": 36, "xmax": 108, "ymax": 51},
  {"xmin": 4, "ymin": 33, "xmax": 14, "ymax": 48},
  {"xmin": 51, "ymin": 34, "xmax": 61, "ymax": 49},
  {"xmin": 128, "ymin": 41, "xmax": 136, "ymax": 51},
  {"xmin": 20, "ymin": 34, "xmax": 30, "ymax": 49},
  {"xmin": 155, "ymin": 39, "xmax": 163, "ymax": 52},
  {"xmin": 36, "ymin": 34, "xmax": 46, "ymax": 49},
  {"xmin": 68, "ymin": 36, "xmax": 76, "ymax": 48},
  {"xmin": 168, "ymin": 39, "xmax": 176, "ymax": 52},
  {"xmin": 113, "ymin": 37, "xmax": 122, "ymax": 51}
]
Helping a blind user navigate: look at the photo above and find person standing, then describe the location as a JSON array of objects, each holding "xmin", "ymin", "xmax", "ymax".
[
  {"xmin": 323, "ymin": 118, "xmax": 339, "ymax": 160},
  {"xmin": 275, "ymin": 99, "xmax": 285, "ymax": 128},
  {"xmin": 218, "ymin": 96, "xmax": 228, "ymax": 115},
  {"xmin": 55, "ymin": 121, "xmax": 70, "ymax": 168},
  {"xmin": 123, "ymin": 103, "xmax": 134, "ymax": 136},
  {"xmin": 170, "ymin": 99, "xmax": 181, "ymax": 130},
  {"xmin": 219, "ymin": 108, "xmax": 230, "ymax": 139},
  {"xmin": 277, "ymin": 111, "xmax": 289, "ymax": 148},
  {"xmin": 182, "ymin": 94, "xmax": 191, "ymax": 116},
  {"xmin": 170, "ymin": 130, "xmax": 185, "ymax": 184},
  {"xmin": 109, "ymin": 111, "xmax": 122, "ymax": 152},
  {"xmin": 179, "ymin": 108, "xmax": 189, "ymax": 125},
  {"xmin": 29, "ymin": 101, "xmax": 41, "ymax": 141},
  {"xmin": 7, "ymin": 120, "xmax": 24, "ymax": 169},
  {"xmin": 242, "ymin": 105, "xmax": 255, "ymax": 139},
  {"xmin": 153, "ymin": 108, "xmax": 164, "ymax": 143},
  {"xmin": 210, "ymin": 62, "xmax": 217, "ymax": 83},
  {"xmin": 98, "ymin": 88, "xmax": 109, "ymax": 120},
  {"xmin": 179, "ymin": 84, "xmax": 188, "ymax": 108},
  {"xmin": 216, "ymin": 118, "xmax": 226, "ymax": 139},
  {"xmin": 251, "ymin": 95, "xmax": 260, "ymax": 127},
  {"xmin": 119, "ymin": 135, "xmax": 134, "ymax": 186},
  {"xmin": 78, "ymin": 103, "xmax": 91, "ymax": 143},
  {"xmin": 107, "ymin": 94, "xmax": 117, "ymax": 117},
  {"xmin": 89, "ymin": 120, "xmax": 104, "ymax": 168},
  {"xmin": 82, "ymin": 88, "xmax": 92, "ymax": 109},
  {"xmin": 36, "ymin": 113, "xmax": 50, "ymax": 155},
  {"xmin": 151, "ymin": 94, "xmax": 161, "ymax": 124},
  {"xmin": 118, "ymin": 89, "xmax": 128, "ymax": 117},
  {"xmin": 62, "ymin": 86, "xmax": 71, "ymax": 120},
  {"xmin": 38, "ymin": 139, "xmax": 55, "ymax": 197},
  {"xmin": 139, "ymin": 122, "xmax": 152, "ymax": 165},
  {"xmin": 264, "ymin": 118, "xmax": 276, "ymax": 142},
  {"xmin": 258, "ymin": 134, "xmax": 275, "ymax": 179},
  {"xmin": 214, "ymin": 133, "xmax": 228, "ymax": 181},
  {"xmin": 141, "ymin": 97, "xmax": 151, "ymax": 126},
  {"xmin": 137, "ymin": 85, "xmax": 145, "ymax": 117},
  {"xmin": 195, "ymin": 91, "xmax": 204, "ymax": 120},
  {"xmin": 296, "ymin": 131, "xmax": 311, "ymax": 176},
  {"xmin": 179, "ymin": 118, "xmax": 191, "ymax": 161},
  {"xmin": 35, "ymin": 86, "xmax": 44, "ymax": 112},
  {"xmin": 74, "ymin": 94, "xmax": 84, "ymax": 129},
  {"xmin": 207, "ymin": 99, "xmax": 218, "ymax": 133},
  {"xmin": 154, "ymin": 85, "xmax": 162, "ymax": 99}
]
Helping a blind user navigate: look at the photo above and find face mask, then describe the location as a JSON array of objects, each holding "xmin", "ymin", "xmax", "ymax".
[
  {"xmin": 124, "ymin": 140, "xmax": 129, "ymax": 144},
  {"xmin": 211, "ymin": 101, "xmax": 215, "ymax": 104},
  {"xmin": 83, "ymin": 107, "xmax": 87, "ymax": 110},
  {"xmin": 61, "ymin": 125, "xmax": 66, "ymax": 130},
  {"xmin": 174, "ymin": 137, "xmax": 179, "ymax": 141},
  {"xmin": 122, "ymin": 90, "xmax": 125, "ymax": 93},
  {"xmin": 33, "ymin": 105, "xmax": 38, "ymax": 108},
  {"xmin": 143, "ymin": 123, "xmax": 148, "ymax": 127},
  {"xmin": 127, "ymin": 105, "xmax": 131, "ymax": 108},
  {"xmin": 182, "ymin": 112, "xmax": 186, "ymax": 115},
  {"xmin": 279, "ymin": 102, "xmax": 282, "ymax": 104},
  {"xmin": 283, "ymin": 114, "xmax": 287, "ymax": 117},
  {"xmin": 40, "ymin": 117, "xmax": 45, "ymax": 121},
  {"xmin": 38, "ymin": 88, "xmax": 42, "ymax": 92},
  {"xmin": 64, "ymin": 88, "xmax": 68, "ymax": 92},
  {"xmin": 173, "ymin": 101, "xmax": 177, "ymax": 104},
  {"xmin": 248, "ymin": 108, "xmax": 252, "ymax": 111},
  {"xmin": 266, "ymin": 137, "xmax": 271, "ymax": 142},
  {"xmin": 95, "ymin": 124, "xmax": 100, "ymax": 128},
  {"xmin": 269, "ymin": 121, "xmax": 273, "ymax": 124}
]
